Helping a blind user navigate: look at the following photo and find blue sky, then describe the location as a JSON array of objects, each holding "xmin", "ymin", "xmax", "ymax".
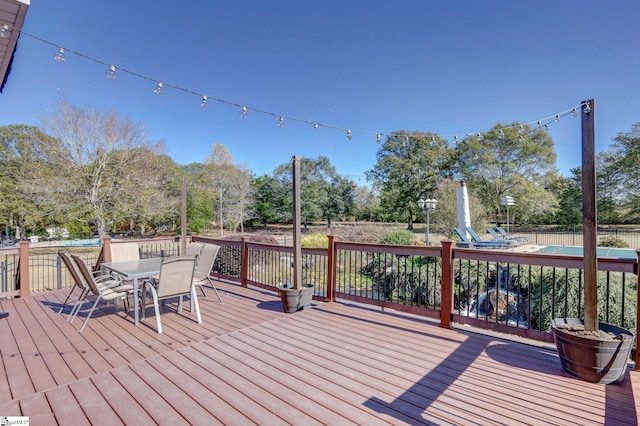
[{"xmin": 1, "ymin": 1, "xmax": 638, "ymax": 180}]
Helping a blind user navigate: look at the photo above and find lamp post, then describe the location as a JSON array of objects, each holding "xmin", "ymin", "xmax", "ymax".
[
  {"xmin": 418, "ymin": 197, "xmax": 438, "ymax": 245},
  {"xmin": 501, "ymin": 196, "xmax": 515, "ymax": 234}
]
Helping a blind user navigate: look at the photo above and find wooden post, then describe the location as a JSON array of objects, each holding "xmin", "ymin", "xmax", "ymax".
[
  {"xmin": 181, "ymin": 176, "xmax": 187, "ymax": 254},
  {"xmin": 292, "ymin": 156, "xmax": 302, "ymax": 290},
  {"xmin": 326, "ymin": 235, "xmax": 336, "ymax": 302},
  {"xmin": 240, "ymin": 237, "xmax": 248, "ymax": 288},
  {"xmin": 582, "ymin": 99, "xmax": 598, "ymax": 332},
  {"xmin": 103, "ymin": 237, "xmax": 112, "ymax": 262},
  {"xmin": 439, "ymin": 240, "xmax": 454, "ymax": 329},
  {"xmin": 18, "ymin": 241, "xmax": 29, "ymax": 298},
  {"xmin": 636, "ymin": 249, "xmax": 640, "ymax": 370}
]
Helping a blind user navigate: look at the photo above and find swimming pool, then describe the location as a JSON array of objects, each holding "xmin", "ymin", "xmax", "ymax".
[{"xmin": 535, "ymin": 245, "xmax": 637, "ymax": 259}]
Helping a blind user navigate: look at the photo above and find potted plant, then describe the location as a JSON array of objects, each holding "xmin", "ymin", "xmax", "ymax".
[{"xmin": 550, "ymin": 100, "xmax": 635, "ymax": 384}]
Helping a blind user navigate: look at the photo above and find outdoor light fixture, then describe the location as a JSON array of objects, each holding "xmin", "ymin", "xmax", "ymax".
[
  {"xmin": 376, "ymin": 134, "xmax": 381, "ymax": 143},
  {"xmin": 418, "ymin": 198, "xmax": 438, "ymax": 245},
  {"xmin": 555, "ymin": 114, "xmax": 561, "ymax": 122},
  {"xmin": 518, "ymin": 125, "xmax": 524, "ymax": 134},
  {"xmin": 477, "ymin": 132, "xmax": 484, "ymax": 141},
  {"xmin": 498, "ymin": 129, "xmax": 504, "ymax": 139},
  {"xmin": 153, "ymin": 82, "xmax": 163, "ymax": 95},
  {"xmin": 346, "ymin": 130, "xmax": 352, "ymax": 140},
  {"xmin": 240, "ymin": 106, "xmax": 247, "ymax": 118},
  {"xmin": 106, "ymin": 65, "xmax": 116, "ymax": 79},
  {"xmin": 501, "ymin": 196, "xmax": 516, "ymax": 234},
  {"xmin": 277, "ymin": 116, "xmax": 284, "ymax": 127},
  {"xmin": 200, "ymin": 95, "xmax": 208, "ymax": 107},
  {"xmin": 313, "ymin": 122, "xmax": 319, "ymax": 129},
  {"xmin": 583, "ymin": 102, "xmax": 591, "ymax": 114},
  {"xmin": 54, "ymin": 47, "xmax": 66, "ymax": 62},
  {"xmin": 0, "ymin": 25, "xmax": 10, "ymax": 39},
  {"xmin": 572, "ymin": 108, "xmax": 578, "ymax": 117}
]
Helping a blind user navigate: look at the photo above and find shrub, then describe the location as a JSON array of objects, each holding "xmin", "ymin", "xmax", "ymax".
[
  {"xmin": 380, "ymin": 229, "xmax": 416, "ymax": 245},
  {"xmin": 301, "ymin": 233, "xmax": 329, "ymax": 248},
  {"xmin": 598, "ymin": 236, "xmax": 628, "ymax": 248}
]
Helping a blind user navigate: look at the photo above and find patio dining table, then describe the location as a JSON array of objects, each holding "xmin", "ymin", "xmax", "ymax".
[{"xmin": 101, "ymin": 257, "xmax": 163, "ymax": 326}]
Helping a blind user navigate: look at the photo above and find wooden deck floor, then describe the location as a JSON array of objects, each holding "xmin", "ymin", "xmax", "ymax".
[{"xmin": 0, "ymin": 280, "xmax": 639, "ymax": 425}]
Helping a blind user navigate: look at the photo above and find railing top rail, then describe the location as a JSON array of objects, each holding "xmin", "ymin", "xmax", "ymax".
[
  {"xmin": 453, "ymin": 247, "xmax": 637, "ymax": 273},
  {"xmin": 335, "ymin": 240, "xmax": 443, "ymax": 257}
]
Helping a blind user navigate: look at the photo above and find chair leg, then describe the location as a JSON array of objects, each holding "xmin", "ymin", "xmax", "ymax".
[
  {"xmin": 198, "ymin": 285, "xmax": 207, "ymax": 297},
  {"xmin": 207, "ymin": 278, "xmax": 223, "ymax": 303},
  {"xmin": 58, "ymin": 285, "xmax": 80, "ymax": 314},
  {"xmin": 79, "ymin": 296, "xmax": 102, "ymax": 333},
  {"xmin": 191, "ymin": 286, "xmax": 202, "ymax": 324},
  {"xmin": 68, "ymin": 288, "xmax": 90, "ymax": 323}
]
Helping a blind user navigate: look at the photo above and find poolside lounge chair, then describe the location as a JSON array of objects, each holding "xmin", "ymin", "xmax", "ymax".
[
  {"xmin": 466, "ymin": 227, "xmax": 515, "ymax": 246},
  {"xmin": 454, "ymin": 228, "xmax": 509, "ymax": 248},
  {"xmin": 496, "ymin": 226, "xmax": 530, "ymax": 242},
  {"xmin": 142, "ymin": 256, "xmax": 199, "ymax": 334},
  {"xmin": 193, "ymin": 244, "xmax": 222, "ymax": 301}
]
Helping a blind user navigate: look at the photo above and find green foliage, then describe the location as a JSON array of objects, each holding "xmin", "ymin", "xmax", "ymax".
[
  {"xmin": 301, "ymin": 233, "xmax": 329, "ymax": 248},
  {"xmin": 65, "ymin": 220, "xmax": 91, "ymax": 239},
  {"xmin": 599, "ymin": 236, "xmax": 628, "ymax": 248},
  {"xmin": 381, "ymin": 229, "xmax": 416, "ymax": 245}
]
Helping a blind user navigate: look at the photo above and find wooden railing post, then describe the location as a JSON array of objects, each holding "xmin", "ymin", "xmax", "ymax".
[
  {"xmin": 440, "ymin": 240, "xmax": 454, "ymax": 329},
  {"xmin": 18, "ymin": 241, "xmax": 30, "ymax": 298},
  {"xmin": 634, "ymin": 249, "xmax": 640, "ymax": 371},
  {"xmin": 103, "ymin": 237, "xmax": 112, "ymax": 262},
  {"xmin": 240, "ymin": 237, "xmax": 248, "ymax": 288},
  {"xmin": 326, "ymin": 235, "xmax": 336, "ymax": 302}
]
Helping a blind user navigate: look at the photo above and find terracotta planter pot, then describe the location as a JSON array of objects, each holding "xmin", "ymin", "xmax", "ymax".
[
  {"xmin": 551, "ymin": 318, "xmax": 634, "ymax": 384},
  {"xmin": 278, "ymin": 283, "xmax": 314, "ymax": 313}
]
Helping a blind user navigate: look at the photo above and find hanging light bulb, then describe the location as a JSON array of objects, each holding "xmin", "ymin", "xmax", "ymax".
[
  {"xmin": 544, "ymin": 123, "xmax": 550, "ymax": 129},
  {"xmin": 240, "ymin": 106, "xmax": 247, "ymax": 118},
  {"xmin": 519, "ymin": 135, "xmax": 524, "ymax": 141},
  {"xmin": 518, "ymin": 125, "xmax": 524, "ymax": 134},
  {"xmin": 537, "ymin": 120, "xmax": 542, "ymax": 128},
  {"xmin": 200, "ymin": 95, "xmax": 208, "ymax": 107},
  {"xmin": 346, "ymin": 130, "xmax": 353, "ymax": 140},
  {"xmin": 431, "ymin": 136, "xmax": 436, "ymax": 145},
  {"xmin": 54, "ymin": 47, "xmax": 66, "ymax": 62},
  {"xmin": 313, "ymin": 122, "xmax": 319, "ymax": 129},
  {"xmin": 498, "ymin": 129, "xmax": 504, "ymax": 139},
  {"xmin": 454, "ymin": 135, "xmax": 459, "ymax": 144},
  {"xmin": 375, "ymin": 134, "xmax": 381, "ymax": 143},
  {"xmin": 555, "ymin": 114, "xmax": 561, "ymax": 122},
  {"xmin": 572, "ymin": 108, "xmax": 578, "ymax": 117},
  {"xmin": 583, "ymin": 102, "xmax": 591, "ymax": 114},
  {"xmin": 477, "ymin": 132, "xmax": 484, "ymax": 141},
  {"xmin": 0, "ymin": 24, "xmax": 10, "ymax": 39},
  {"xmin": 106, "ymin": 65, "xmax": 116, "ymax": 79},
  {"xmin": 277, "ymin": 116, "xmax": 284, "ymax": 127},
  {"xmin": 153, "ymin": 82, "xmax": 163, "ymax": 95}
]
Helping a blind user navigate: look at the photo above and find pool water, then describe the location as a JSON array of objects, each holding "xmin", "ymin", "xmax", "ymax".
[{"xmin": 535, "ymin": 245, "xmax": 637, "ymax": 259}]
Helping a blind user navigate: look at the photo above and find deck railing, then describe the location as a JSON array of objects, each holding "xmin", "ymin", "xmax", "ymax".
[{"xmin": 3, "ymin": 234, "xmax": 639, "ymax": 367}]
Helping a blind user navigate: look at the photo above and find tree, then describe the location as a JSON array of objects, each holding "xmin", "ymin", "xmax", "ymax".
[
  {"xmin": 272, "ymin": 155, "xmax": 355, "ymax": 227},
  {"xmin": 453, "ymin": 123, "xmax": 558, "ymax": 225},
  {"xmin": 604, "ymin": 123, "xmax": 640, "ymax": 222},
  {"xmin": 31, "ymin": 97, "xmax": 165, "ymax": 238},
  {"xmin": 367, "ymin": 131, "xmax": 452, "ymax": 229}
]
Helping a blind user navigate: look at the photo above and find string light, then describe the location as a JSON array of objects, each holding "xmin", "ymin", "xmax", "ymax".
[
  {"xmin": 0, "ymin": 24, "xmax": 10, "ymax": 38},
  {"xmin": 106, "ymin": 65, "xmax": 116, "ymax": 79},
  {"xmin": 200, "ymin": 95, "xmax": 208, "ymax": 107},
  {"xmin": 54, "ymin": 47, "xmax": 66, "ymax": 62},
  {"xmin": 4, "ymin": 24, "xmax": 586, "ymax": 146},
  {"xmin": 346, "ymin": 130, "xmax": 353, "ymax": 140},
  {"xmin": 277, "ymin": 116, "xmax": 284, "ymax": 127}
]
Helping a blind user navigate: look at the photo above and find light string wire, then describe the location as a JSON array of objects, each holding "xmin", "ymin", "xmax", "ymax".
[{"xmin": 3, "ymin": 24, "xmax": 587, "ymax": 143}]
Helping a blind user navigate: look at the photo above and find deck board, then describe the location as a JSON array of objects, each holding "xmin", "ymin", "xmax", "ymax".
[{"xmin": 0, "ymin": 280, "xmax": 638, "ymax": 425}]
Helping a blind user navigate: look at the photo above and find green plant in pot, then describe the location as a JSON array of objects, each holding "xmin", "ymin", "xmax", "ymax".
[{"xmin": 550, "ymin": 100, "xmax": 635, "ymax": 384}]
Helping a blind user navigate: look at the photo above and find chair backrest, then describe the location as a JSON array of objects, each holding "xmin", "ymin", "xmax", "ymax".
[
  {"xmin": 496, "ymin": 227, "xmax": 509, "ymax": 237},
  {"xmin": 486, "ymin": 228, "xmax": 500, "ymax": 239},
  {"xmin": 71, "ymin": 254, "xmax": 100, "ymax": 295},
  {"xmin": 454, "ymin": 228, "xmax": 471, "ymax": 243},
  {"xmin": 195, "ymin": 244, "xmax": 221, "ymax": 276},
  {"xmin": 156, "ymin": 257, "xmax": 196, "ymax": 299},
  {"xmin": 185, "ymin": 243, "xmax": 205, "ymax": 257},
  {"xmin": 60, "ymin": 252, "xmax": 87, "ymax": 290},
  {"xmin": 465, "ymin": 227, "xmax": 484, "ymax": 242},
  {"xmin": 110, "ymin": 242, "xmax": 140, "ymax": 262}
]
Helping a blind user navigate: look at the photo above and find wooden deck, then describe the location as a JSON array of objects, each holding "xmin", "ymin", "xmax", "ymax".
[{"xmin": 0, "ymin": 280, "xmax": 639, "ymax": 425}]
